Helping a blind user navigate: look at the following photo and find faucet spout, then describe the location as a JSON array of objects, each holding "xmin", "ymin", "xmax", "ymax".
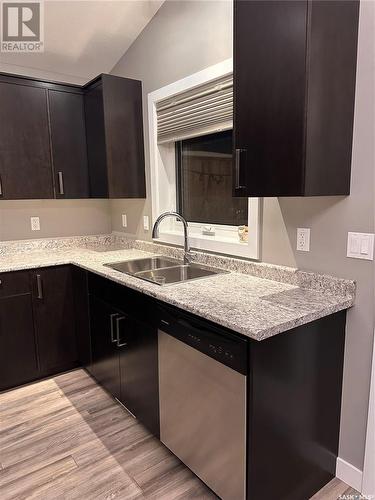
[{"xmin": 152, "ymin": 212, "xmax": 193, "ymax": 264}]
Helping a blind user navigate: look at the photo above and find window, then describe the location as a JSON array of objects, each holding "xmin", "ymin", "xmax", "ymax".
[
  {"xmin": 176, "ymin": 131, "xmax": 248, "ymax": 226},
  {"xmin": 148, "ymin": 59, "xmax": 260, "ymax": 260}
]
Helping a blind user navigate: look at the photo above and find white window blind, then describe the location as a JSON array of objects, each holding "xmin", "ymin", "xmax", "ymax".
[{"xmin": 156, "ymin": 74, "xmax": 233, "ymax": 144}]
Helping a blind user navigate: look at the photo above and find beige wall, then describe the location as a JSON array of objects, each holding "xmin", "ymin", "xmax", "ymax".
[
  {"xmin": 0, "ymin": 200, "xmax": 111, "ymax": 241},
  {"xmin": 110, "ymin": 0, "xmax": 375, "ymax": 470}
]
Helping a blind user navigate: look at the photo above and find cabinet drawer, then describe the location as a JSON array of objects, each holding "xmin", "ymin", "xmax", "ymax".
[
  {"xmin": 0, "ymin": 271, "xmax": 30, "ymax": 298},
  {"xmin": 88, "ymin": 272, "xmax": 156, "ymax": 326}
]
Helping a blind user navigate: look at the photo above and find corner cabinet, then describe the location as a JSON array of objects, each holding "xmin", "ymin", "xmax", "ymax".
[
  {"xmin": 233, "ymin": 0, "xmax": 360, "ymax": 197},
  {"xmin": 0, "ymin": 266, "xmax": 79, "ymax": 391},
  {"xmin": 84, "ymin": 74, "xmax": 146, "ymax": 199}
]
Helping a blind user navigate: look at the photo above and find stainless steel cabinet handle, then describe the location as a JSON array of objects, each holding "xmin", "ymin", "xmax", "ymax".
[
  {"xmin": 36, "ymin": 274, "xmax": 43, "ymax": 299},
  {"xmin": 115, "ymin": 316, "xmax": 127, "ymax": 347},
  {"xmin": 110, "ymin": 313, "xmax": 119, "ymax": 342},
  {"xmin": 235, "ymin": 148, "xmax": 246, "ymax": 190},
  {"xmin": 58, "ymin": 171, "xmax": 64, "ymax": 195},
  {"xmin": 0, "ymin": 174, "xmax": 3, "ymax": 196}
]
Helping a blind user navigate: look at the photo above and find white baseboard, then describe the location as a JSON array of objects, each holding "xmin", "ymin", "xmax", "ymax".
[{"xmin": 336, "ymin": 457, "xmax": 363, "ymax": 492}]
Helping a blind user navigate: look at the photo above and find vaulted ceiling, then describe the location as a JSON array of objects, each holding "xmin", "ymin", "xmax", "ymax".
[{"xmin": 0, "ymin": 0, "xmax": 164, "ymax": 84}]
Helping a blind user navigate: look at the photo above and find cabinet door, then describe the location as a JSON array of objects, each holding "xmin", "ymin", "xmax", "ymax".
[
  {"xmin": 49, "ymin": 90, "xmax": 89, "ymax": 198},
  {"xmin": 0, "ymin": 294, "xmax": 39, "ymax": 390},
  {"xmin": 102, "ymin": 75, "xmax": 146, "ymax": 199},
  {"xmin": 119, "ymin": 316, "xmax": 159, "ymax": 436},
  {"xmin": 71, "ymin": 266, "xmax": 91, "ymax": 367},
  {"xmin": 233, "ymin": 0, "xmax": 307, "ymax": 196},
  {"xmin": 84, "ymin": 83, "xmax": 109, "ymax": 198},
  {"xmin": 88, "ymin": 295, "xmax": 121, "ymax": 399},
  {"xmin": 0, "ymin": 82, "xmax": 53, "ymax": 199},
  {"xmin": 32, "ymin": 266, "xmax": 78, "ymax": 374}
]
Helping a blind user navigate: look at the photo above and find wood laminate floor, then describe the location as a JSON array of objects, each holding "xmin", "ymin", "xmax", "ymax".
[{"xmin": 0, "ymin": 369, "xmax": 361, "ymax": 500}]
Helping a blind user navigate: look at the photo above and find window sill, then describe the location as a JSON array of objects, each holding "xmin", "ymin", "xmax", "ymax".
[{"xmin": 155, "ymin": 230, "xmax": 256, "ymax": 259}]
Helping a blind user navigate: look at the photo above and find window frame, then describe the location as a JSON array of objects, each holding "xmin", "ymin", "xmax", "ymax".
[{"xmin": 148, "ymin": 58, "xmax": 261, "ymax": 260}]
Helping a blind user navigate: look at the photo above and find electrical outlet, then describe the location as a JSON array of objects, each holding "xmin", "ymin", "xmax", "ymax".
[
  {"xmin": 30, "ymin": 216, "xmax": 40, "ymax": 231},
  {"xmin": 122, "ymin": 214, "xmax": 127, "ymax": 228},
  {"xmin": 143, "ymin": 215, "xmax": 149, "ymax": 231},
  {"xmin": 297, "ymin": 228, "xmax": 310, "ymax": 251}
]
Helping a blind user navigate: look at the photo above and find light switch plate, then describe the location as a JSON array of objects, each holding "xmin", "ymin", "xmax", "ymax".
[
  {"xmin": 347, "ymin": 232, "xmax": 374, "ymax": 260},
  {"xmin": 143, "ymin": 215, "xmax": 149, "ymax": 231},
  {"xmin": 30, "ymin": 216, "xmax": 40, "ymax": 231},
  {"xmin": 122, "ymin": 214, "xmax": 127, "ymax": 228},
  {"xmin": 297, "ymin": 228, "xmax": 310, "ymax": 251}
]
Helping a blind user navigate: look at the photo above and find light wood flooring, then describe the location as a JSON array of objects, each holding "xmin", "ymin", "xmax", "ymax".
[{"xmin": 0, "ymin": 369, "xmax": 361, "ymax": 500}]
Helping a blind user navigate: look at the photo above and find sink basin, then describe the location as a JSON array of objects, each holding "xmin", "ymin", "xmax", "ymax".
[
  {"xmin": 134, "ymin": 264, "xmax": 227, "ymax": 285},
  {"xmin": 105, "ymin": 256, "xmax": 228, "ymax": 285},
  {"xmin": 105, "ymin": 256, "xmax": 182, "ymax": 275}
]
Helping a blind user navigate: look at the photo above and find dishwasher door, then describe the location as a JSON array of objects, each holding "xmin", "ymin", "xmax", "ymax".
[{"xmin": 158, "ymin": 329, "xmax": 247, "ymax": 500}]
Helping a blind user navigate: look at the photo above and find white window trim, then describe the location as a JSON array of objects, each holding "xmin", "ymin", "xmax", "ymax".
[{"xmin": 148, "ymin": 58, "xmax": 261, "ymax": 260}]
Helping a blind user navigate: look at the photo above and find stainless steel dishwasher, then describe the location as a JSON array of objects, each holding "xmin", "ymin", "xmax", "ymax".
[{"xmin": 158, "ymin": 305, "xmax": 248, "ymax": 500}]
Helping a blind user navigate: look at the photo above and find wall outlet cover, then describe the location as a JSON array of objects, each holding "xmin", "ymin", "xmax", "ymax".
[
  {"xmin": 297, "ymin": 228, "xmax": 310, "ymax": 252},
  {"xmin": 347, "ymin": 232, "xmax": 374, "ymax": 260},
  {"xmin": 143, "ymin": 215, "xmax": 149, "ymax": 231},
  {"xmin": 122, "ymin": 214, "xmax": 127, "ymax": 228},
  {"xmin": 30, "ymin": 216, "xmax": 40, "ymax": 231}
]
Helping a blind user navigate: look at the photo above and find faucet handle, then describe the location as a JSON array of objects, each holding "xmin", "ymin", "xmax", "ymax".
[{"xmin": 184, "ymin": 251, "xmax": 195, "ymax": 264}]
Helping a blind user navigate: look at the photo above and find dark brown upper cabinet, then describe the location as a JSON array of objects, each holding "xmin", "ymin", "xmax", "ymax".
[
  {"xmin": 233, "ymin": 0, "xmax": 360, "ymax": 197},
  {"xmin": 48, "ymin": 90, "xmax": 89, "ymax": 198},
  {"xmin": 84, "ymin": 74, "xmax": 146, "ymax": 199},
  {"xmin": 0, "ymin": 81, "xmax": 53, "ymax": 199},
  {"xmin": 0, "ymin": 73, "xmax": 89, "ymax": 200}
]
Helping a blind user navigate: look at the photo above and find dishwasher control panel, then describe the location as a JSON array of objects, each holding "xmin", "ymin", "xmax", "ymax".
[
  {"xmin": 209, "ymin": 343, "xmax": 235, "ymax": 360},
  {"xmin": 158, "ymin": 304, "xmax": 248, "ymax": 374}
]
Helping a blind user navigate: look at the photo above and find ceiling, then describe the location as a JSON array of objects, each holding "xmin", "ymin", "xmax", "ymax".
[{"xmin": 0, "ymin": 0, "xmax": 164, "ymax": 84}]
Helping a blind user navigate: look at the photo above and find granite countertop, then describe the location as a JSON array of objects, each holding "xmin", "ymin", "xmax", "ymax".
[{"xmin": 0, "ymin": 235, "xmax": 355, "ymax": 341}]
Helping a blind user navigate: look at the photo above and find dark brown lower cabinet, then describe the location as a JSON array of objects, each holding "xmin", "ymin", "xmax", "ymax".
[
  {"xmin": 88, "ymin": 295, "xmax": 121, "ymax": 400},
  {"xmin": 0, "ymin": 289, "xmax": 39, "ymax": 391},
  {"xmin": 31, "ymin": 266, "xmax": 78, "ymax": 374},
  {"xmin": 247, "ymin": 311, "xmax": 347, "ymax": 500},
  {"xmin": 119, "ymin": 315, "xmax": 159, "ymax": 437},
  {"xmin": 87, "ymin": 275, "xmax": 159, "ymax": 436}
]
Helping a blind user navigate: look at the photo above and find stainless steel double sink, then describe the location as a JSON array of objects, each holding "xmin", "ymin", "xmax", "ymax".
[{"xmin": 105, "ymin": 256, "xmax": 228, "ymax": 285}]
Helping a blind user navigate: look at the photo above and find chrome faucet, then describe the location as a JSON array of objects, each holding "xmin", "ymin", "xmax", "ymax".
[{"xmin": 152, "ymin": 212, "xmax": 193, "ymax": 264}]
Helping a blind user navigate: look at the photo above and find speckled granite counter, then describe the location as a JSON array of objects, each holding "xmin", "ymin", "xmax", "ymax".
[{"xmin": 0, "ymin": 234, "xmax": 355, "ymax": 341}]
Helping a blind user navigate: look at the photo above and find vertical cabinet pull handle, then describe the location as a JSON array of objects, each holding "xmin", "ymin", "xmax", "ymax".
[
  {"xmin": 58, "ymin": 171, "xmax": 64, "ymax": 195},
  {"xmin": 115, "ymin": 316, "xmax": 127, "ymax": 347},
  {"xmin": 235, "ymin": 148, "xmax": 246, "ymax": 190},
  {"xmin": 36, "ymin": 274, "xmax": 43, "ymax": 299},
  {"xmin": 0, "ymin": 174, "xmax": 3, "ymax": 196},
  {"xmin": 110, "ymin": 313, "xmax": 119, "ymax": 342}
]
